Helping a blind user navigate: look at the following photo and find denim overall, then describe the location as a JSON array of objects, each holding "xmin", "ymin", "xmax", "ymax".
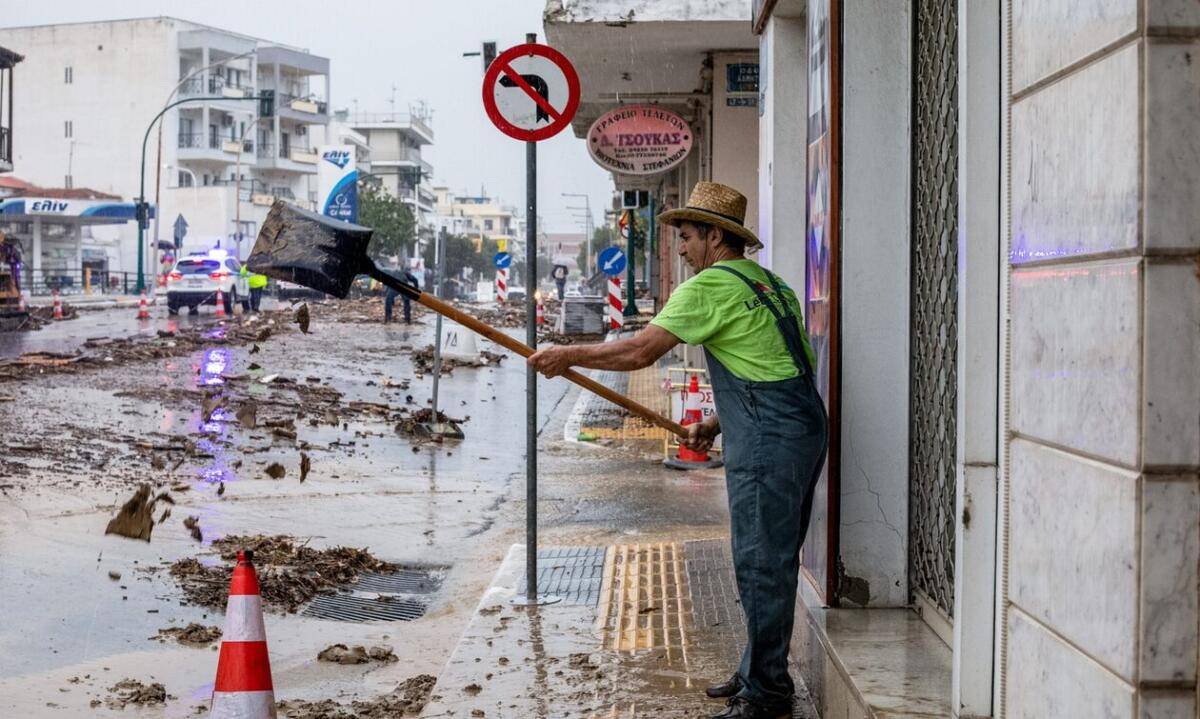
[{"xmin": 705, "ymin": 265, "xmax": 829, "ymax": 709}]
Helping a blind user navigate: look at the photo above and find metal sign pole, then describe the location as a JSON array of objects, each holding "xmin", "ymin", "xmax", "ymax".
[
  {"xmin": 524, "ymin": 31, "xmax": 539, "ymax": 602},
  {"xmin": 431, "ymin": 228, "xmax": 445, "ymax": 424}
]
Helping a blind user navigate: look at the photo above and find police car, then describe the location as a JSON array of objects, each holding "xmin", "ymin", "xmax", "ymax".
[{"xmin": 165, "ymin": 249, "xmax": 249, "ymax": 315}]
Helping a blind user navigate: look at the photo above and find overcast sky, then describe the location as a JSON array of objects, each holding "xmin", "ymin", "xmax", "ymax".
[{"xmin": 2, "ymin": 0, "xmax": 613, "ymax": 234}]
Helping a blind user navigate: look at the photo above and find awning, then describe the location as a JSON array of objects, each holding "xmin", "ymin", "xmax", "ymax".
[{"xmin": 0, "ymin": 198, "xmax": 155, "ymax": 223}]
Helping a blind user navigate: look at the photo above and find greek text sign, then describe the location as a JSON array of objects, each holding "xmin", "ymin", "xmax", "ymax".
[{"xmin": 586, "ymin": 105, "xmax": 693, "ymax": 175}]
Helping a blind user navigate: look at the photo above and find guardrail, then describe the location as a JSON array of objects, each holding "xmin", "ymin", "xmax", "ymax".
[{"xmin": 18, "ymin": 268, "xmax": 142, "ymax": 296}]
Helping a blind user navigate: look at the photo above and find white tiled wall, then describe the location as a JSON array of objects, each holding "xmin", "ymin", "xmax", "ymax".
[{"xmin": 1003, "ymin": 2, "xmax": 1200, "ymax": 716}]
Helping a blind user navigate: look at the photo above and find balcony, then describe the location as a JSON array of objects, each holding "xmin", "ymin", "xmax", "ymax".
[
  {"xmin": 177, "ymin": 75, "xmax": 258, "ymax": 115},
  {"xmin": 0, "ymin": 126, "xmax": 10, "ymax": 172},
  {"xmin": 177, "ymin": 132, "xmax": 254, "ymax": 163},
  {"xmin": 370, "ymin": 146, "xmax": 433, "ymax": 177},
  {"xmin": 255, "ymin": 142, "xmax": 318, "ymax": 174},
  {"xmin": 348, "ymin": 112, "xmax": 434, "ymax": 145}
]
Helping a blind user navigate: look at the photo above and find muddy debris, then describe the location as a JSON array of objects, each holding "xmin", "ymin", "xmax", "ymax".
[
  {"xmin": 107, "ymin": 570, "xmax": 121, "ymax": 581},
  {"xmin": 300, "ymin": 452, "xmax": 311, "ymax": 482},
  {"xmin": 104, "ymin": 484, "xmax": 173, "ymax": 542},
  {"xmin": 0, "ymin": 310, "xmax": 294, "ymax": 383},
  {"xmin": 295, "ymin": 303, "xmax": 311, "ymax": 333},
  {"xmin": 276, "ymin": 675, "xmax": 436, "ymax": 719},
  {"xmin": 201, "ymin": 391, "xmax": 226, "ymax": 423},
  {"xmin": 155, "ymin": 623, "xmax": 222, "ymax": 646},
  {"xmin": 169, "ymin": 534, "xmax": 397, "ymax": 613},
  {"xmin": 316, "ymin": 644, "xmax": 398, "ymax": 665},
  {"xmin": 217, "ymin": 481, "xmax": 225, "ymax": 496},
  {"xmin": 105, "ymin": 678, "xmax": 170, "ymax": 708},
  {"xmin": 183, "ymin": 515, "xmax": 203, "ymax": 542},
  {"xmin": 236, "ymin": 402, "xmax": 258, "ymax": 428},
  {"xmin": 264, "ymin": 462, "xmax": 286, "ymax": 479},
  {"xmin": 411, "ymin": 345, "xmax": 504, "ymax": 375}
]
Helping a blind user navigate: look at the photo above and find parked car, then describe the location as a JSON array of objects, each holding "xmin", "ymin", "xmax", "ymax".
[
  {"xmin": 277, "ymin": 278, "xmax": 326, "ymax": 300},
  {"xmin": 165, "ymin": 251, "xmax": 249, "ymax": 315}
]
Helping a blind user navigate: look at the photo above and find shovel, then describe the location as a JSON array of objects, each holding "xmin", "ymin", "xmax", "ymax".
[{"xmin": 248, "ymin": 201, "xmax": 688, "ymax": 439}]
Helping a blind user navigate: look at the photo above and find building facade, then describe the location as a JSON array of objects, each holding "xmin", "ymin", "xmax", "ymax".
[
  {"xmin": 548, "ymin": 0, "xmax": 1200, "ymax": 717},
  {"xmin": 348, "ymin": 108, "xmax": 435, "ymax": 245},
  {"xmin": 0, "ymin": 17, "xmax": 330, "ymax": 276}
]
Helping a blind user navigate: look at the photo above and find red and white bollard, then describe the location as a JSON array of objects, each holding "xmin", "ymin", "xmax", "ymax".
[
  {"xmin": 535, "ymin": 293, "xmax": 545, "ymax": 325},
  {"xmin": 214, "ymin": 287, "xmax": 226, "ymax": 317},
  {"xmin": 136, "ymin": 291, "xmax": 150, "ymax": 320},
  {"xmin": 495, "ymin": 268, "xmax": 508, "ymax": 303},
  {"xmin": 51, "ymin": 289, "xmax": 63, "ymax": 320},
  {"xmin": 664, "ymin": 374, "xmax": 723, "ymax": 470},
  {"xmin": 607, "ymin": 276, "xmax": 624, "ymax": 331}
]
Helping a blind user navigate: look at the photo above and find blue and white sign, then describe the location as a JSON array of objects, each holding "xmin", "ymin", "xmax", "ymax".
[
  {"xmin": 598, "ymin": 246, "xmax": 626, "ymax": 276},
  {"xmin": 493, "ymin": 251, "xmax": 512, "ymax": 269},
  {"xmin": 317, "ymin": 145, "xmax": 358, "ymax": 223}
]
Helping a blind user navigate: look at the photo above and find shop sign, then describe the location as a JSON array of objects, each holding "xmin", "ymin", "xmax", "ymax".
[{"xmin": 587, "ymin": 105, "xmax": 693, "ymax": 175}]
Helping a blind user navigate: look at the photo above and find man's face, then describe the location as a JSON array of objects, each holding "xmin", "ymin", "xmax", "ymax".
[{"xmin": 677, "ymin": 222, "xmax": 716, "ymax": 271}]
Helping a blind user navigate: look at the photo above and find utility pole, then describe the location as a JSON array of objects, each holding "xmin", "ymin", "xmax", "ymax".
[{"xmin": 561, "ymin": 192, "xmax": 592, "ymax": 272}]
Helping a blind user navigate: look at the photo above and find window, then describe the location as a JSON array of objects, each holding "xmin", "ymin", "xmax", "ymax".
[
  {"xmin": 64, "ymin": 175, "xmax": 73, "ymax": 189},
  {"xmin": 64, "ymin": 66, "xmax": 73, "ymax": 84},
  {"xmin": 178, "ymin": 171, "xmax": 193, "ymax": 188},
  {"xmin": 484, "ymin": 219, "xmax": 494, "ymax": 231},
  {"xmin": 64, "ymin": 120, "xmax": 73, "ymax": 138}
]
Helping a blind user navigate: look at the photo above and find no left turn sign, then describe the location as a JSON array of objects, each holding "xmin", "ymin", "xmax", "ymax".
[{"xmin": 482, "ymin": 43, "xmax": 580, "ymax": 142}]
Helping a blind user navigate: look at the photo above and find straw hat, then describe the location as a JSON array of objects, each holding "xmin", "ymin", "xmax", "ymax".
[{"xmin": 657, "ymin": 181, "xmax": 762, "ymax": 251}]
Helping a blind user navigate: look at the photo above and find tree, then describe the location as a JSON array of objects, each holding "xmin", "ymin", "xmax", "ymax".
[
  {"xmin": 422, "ymin": 232, "xmax": 500, "ymax": 282},
  {"xmin": 577, "ymin": 225, "xmax": 619, "ymax": 278},
  {"xmin": 357, "ymin": 180, "xmax": 416, "ymax": 262}
]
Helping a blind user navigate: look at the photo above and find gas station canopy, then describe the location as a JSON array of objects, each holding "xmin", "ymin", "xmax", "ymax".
[{"xmin": 0, "ymin": 197, "xmax": 154, "ymax": 223}]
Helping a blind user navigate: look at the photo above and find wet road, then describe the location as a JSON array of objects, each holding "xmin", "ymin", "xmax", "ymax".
[{"xmin": 0, "ymin": 299, "xmax": 730, "ymax": 716}]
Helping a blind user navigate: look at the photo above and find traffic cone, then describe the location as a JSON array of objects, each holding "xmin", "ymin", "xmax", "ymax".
[
  {"xmin": 52, "ymin": 289, "xmax": 63, "ymax": 320},
  {"xmin": 214, "ymin": 287, "xmax": 226, "ymax": 317},
  {"xmin": 209, "ymin": 550, "xmax": 276, "ymax": 718},
  {"xmin": 536, "ymin": 295, "xmax": 545, "ymax": 325},
  {"xmin": 136, "ymin": 291, "xmax": 150, "ymax": 320},
  {"xmin": 17, "ymin": 293, "xmax": 26, "ymax": 313},
  {"xmin": 664, "ymin": 375, "xmax": 723, "ymax": 470}
]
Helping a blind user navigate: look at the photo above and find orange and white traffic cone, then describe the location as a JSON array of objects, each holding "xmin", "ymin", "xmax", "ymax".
[
  {"xmin": 52, "ymin": 289, "xmax": 63, "ymax": 320},
  {"xmin": 209, "ymin": 550, "xmax": 276, "ymax": 718},
  {"xmin": 17, "ymin": 293, "xmax": 26, "ymax": 313},
  {"xmin": 136, "ymin": 291, "xmax": 150, "ymax": 320},
  {"xmin": 214, "ymin": 287, "xmax": 226, "ymax": 317},
  {"xmin": 665, "ymin": 375, "xmax": 723, "ymax": 470}
]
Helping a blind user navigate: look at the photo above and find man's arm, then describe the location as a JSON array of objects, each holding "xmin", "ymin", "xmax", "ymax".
[{"xmin": 527, "ymin": 325, "xmax": 680, "ymax": 377}]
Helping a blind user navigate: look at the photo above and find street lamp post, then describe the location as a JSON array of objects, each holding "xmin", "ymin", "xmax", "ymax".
[
  {"xmin": 136, "ymin": 94, "xmax": 268, "ymax": 293},
  {"xmin": 561, "ymin": 192, "xmax": 592, "ymax": 273}
]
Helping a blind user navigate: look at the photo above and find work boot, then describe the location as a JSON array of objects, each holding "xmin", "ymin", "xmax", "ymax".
[
  {"xmin": 705, "ymin": 674, "xmax": 743, "ymax": 699},
  {"xmin": 709, "ymin": 697, "xmax": 791, "ymax": 719}
]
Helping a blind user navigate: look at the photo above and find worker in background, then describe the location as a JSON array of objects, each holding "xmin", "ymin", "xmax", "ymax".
[
  {"xmin": 384, "ymin": 266, "xmax": 420, "ymax": 324},
  {"xmin": 529, "ymin": 182, "xmax": 827, "ymax": 719},
  {"xmin": 240, "ymin": 263, "xmax": 268, "ymax": 313}
]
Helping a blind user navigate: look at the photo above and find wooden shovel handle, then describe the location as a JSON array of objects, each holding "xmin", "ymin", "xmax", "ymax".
[{"xmin": 368, "ymin": 267, "xmax": 688, "ymax": 439}]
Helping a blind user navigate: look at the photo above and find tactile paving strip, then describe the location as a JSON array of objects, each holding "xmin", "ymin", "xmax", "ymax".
[
  {"xmin": 595, "ymin": 542, "xmax": 693, "ymax": 660},
  {"xmin": 683, "ymin": 538, "xmax": 743, "ymax": 639},
  {"xmin": 301, "ymin": 565, "xmax": 446, "ymax": 623},
  {"xmin": 516, "ymin": 546, "xmax": 608, "ymax": 605}
]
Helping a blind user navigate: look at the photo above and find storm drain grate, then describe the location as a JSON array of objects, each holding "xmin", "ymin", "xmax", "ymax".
[
  {"xmin": 302, "ymin": 565, "xmax": 446, "ymax": 623},
  {"xmin": 516, "ymin": 546, "xmax": 608, "ymax": 605}
]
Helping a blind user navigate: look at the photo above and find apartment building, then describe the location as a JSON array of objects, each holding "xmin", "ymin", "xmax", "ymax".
[
  {"xmin": 348, "ymin": 107, "xmax": 435, "ymax": 245},
  {"xmin": 0, "ymin": 17, "xmax": 330, "ymax": 272},
  {"xmin": 432, "ymin": 185, "xmax": 521, "ymax": 255}
]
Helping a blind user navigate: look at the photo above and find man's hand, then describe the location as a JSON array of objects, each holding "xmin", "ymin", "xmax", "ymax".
[
  {"xmin": 682, "ymin": 417, "xmax": 720, "ymax": 452},
  {"xmin": 527, "ymin": 345, "xmax": 576, "ymax": 378}
]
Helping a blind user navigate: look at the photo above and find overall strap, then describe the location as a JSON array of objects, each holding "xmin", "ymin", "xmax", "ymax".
[{"xmin": 707, "ymin": 264, "xmax": 787, "ymax": 322}]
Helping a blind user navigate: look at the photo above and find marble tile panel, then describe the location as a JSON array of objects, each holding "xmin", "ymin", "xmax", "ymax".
[
  {"xmin": 1143, "ymin": 261, "xmax": 1200, "ymax": 467},
  {"xmin": 1146, "ymin": 0, "xmax": 1200, "ymax": 28},
  {"xmin": 1145, "ymin": 41, "xmax": 1200, "ymax": 253},
  {"xmin": 1009, "ymin": 438, "xmax": 1140, "ymax": 680},
  {"xmin": 1139, "ymin": 691, "xmax": 1197, "ymax": 719},
  {"xmin": 1011, "ymin": 43, "xmax": 1140, "ymax": 265},
  {"xmin": 1012, "ymin": 0, "xmax": 1137, "ymax": 93},
  {"xmin": 1010, "ymin": 259, "xmax": 1141, "ymax": 465},
  {"xmin": 1140, "ymin": 476, "xmax": 1200, "ymax": 683},
  {"xmin": 1006, "ymin": 607, "xmax": 1136, "ymax": 718}
]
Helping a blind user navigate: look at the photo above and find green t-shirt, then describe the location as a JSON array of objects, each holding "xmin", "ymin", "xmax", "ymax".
[{"xmin": 650, "ymin": 259, "xmax": 816, "ymax": 382}]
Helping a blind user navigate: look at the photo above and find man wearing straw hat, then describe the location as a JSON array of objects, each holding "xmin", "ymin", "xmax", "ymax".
[{"xmin": 530, "ymin": 181, "xmax": 828, "ymax": 719}]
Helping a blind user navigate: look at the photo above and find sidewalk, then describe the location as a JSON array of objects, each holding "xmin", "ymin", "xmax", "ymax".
[{"xmin": 422, "ymin": 543, "xmax": 817, "ymax": 719}]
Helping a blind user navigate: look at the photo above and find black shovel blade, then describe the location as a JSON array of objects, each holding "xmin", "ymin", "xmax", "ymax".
[{"xmin": 247, "ymin": 201, "xmax": 375, "ymax": 299}]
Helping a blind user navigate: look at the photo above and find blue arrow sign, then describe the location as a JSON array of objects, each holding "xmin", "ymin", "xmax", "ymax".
[
  {"xmin": 493, "ymin": 251, "xmax": 512, "ymax": 269},
  {"xmin": 598, "ymin": 246, "xmax": 626, "ymax": 277}
]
